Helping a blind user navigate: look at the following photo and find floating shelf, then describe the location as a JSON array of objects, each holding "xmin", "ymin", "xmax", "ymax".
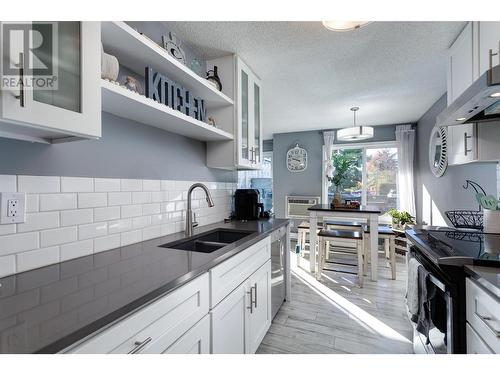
[
  {"xmin": 101, "ymin": 80, "xmax": 234, "ymax": 142},
  {"xmin": 101, "ymin": 21, "xmax": 234, "ymax": 109}
]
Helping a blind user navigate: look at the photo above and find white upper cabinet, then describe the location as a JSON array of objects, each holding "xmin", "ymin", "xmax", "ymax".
[
  {"xmin": 447, "ymin": 21, "xmax": 500, "ymax": 106},
  {"xmin": 0, "ymin": 22, "xmax": 101, "ymax": 143},
  {"xmin": 206, "ymin": 55, "xmax": 263, "ymax": 170},
  {"xmin": 447, "ymin": 22, "xmax": 476, "ymax": 106},
  {"xmin": 448, "ymin": 121, "xmax": 500, "ymax": 165},
  {"xmin": 478, "ymin": 21, "xmax": 500, "ymax": 77}
]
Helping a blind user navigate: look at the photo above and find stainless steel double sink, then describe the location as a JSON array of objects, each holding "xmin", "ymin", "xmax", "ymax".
[{"xmin": 159, "ymin": 228, "xmax": 255, "ymax": 253}]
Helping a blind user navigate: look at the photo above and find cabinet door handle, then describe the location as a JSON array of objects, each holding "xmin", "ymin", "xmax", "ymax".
[
  {"xmin": 464, "ymin": 133, "xmax": 472, "ymax": 155},
  {"xmin": 475, "ymin": 300, "xmax": 500, "ymax": 337},
  {"xmin": 128, "ymin": 337, "xmax": 152, "ymax": 354},
  {"xmin": 253, "ymin": 282, "xmax": 257, "ymax": 308},
  {"xmin": 14, "ymin": 52, "xmax": 25, "ymax": 107},
  {"xmin": 247, "ymin": 288, "xmax": 254, "ymax": 313}
]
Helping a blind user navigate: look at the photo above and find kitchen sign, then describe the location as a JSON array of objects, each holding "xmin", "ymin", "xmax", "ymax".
[{"xmin": 145, "ymin": 66, "xmax": 206, "ymax": 122}]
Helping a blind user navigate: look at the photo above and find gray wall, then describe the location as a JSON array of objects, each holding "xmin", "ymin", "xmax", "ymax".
[
  {"xmin": 414, "ymin": 94, "xmax": 497, "ymax": 225},
  {"xmin": 0, "ymin": 112, "xmax": 237, "ymax": 182},
  {"xmin": 272, "ymin": 124, "xmax": 398, "ymax": 218}
]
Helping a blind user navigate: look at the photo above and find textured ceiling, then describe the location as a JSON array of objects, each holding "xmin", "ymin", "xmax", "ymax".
[{"xmin": 163, "ymin": 21, "xmax": 466, "ymax": 139}]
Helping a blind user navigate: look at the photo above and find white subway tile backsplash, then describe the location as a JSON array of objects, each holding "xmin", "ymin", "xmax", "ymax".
[
  {"xmin": 108, "ymin": 192, "xmax": 131, "ymax": 206},
  {"xmin": 78, "ymin": 222, "xmax": 108, "ymax": 240},
  {"xmin": 41, "ymin": 227, "xmax": 77, "ymax": 247},
  {"xmin": 143, "ymin": 180, "xmax": 161, "ymax": 191},
  {"xmin": 121, "ymin": 179, "xmax": 142, "ymax": 192},
  {"xmin": 0, "ymin": 232, "xmax": 39, "ymax": 256},
  {"xmin": 60, "ymin": 209, "xmax": 93, "ymax": 227},
  {"xmin": 0, "ymin": 175, "xmax": 233, "ymax": 275},
  {"xmin": 108, "ymin": 219, "xmax": 132, "ymax": 234},
  {"xmin": 142, "ymin": 203, "xmax": 160, "ymax": 215},
  {"xmin": 40, "ymin": 193, "xmax": 77, "ymax": 211},
  {"xmin": 94, "ymin": 206, "xmax": 120, "ymax": 222},
  {"xmin": 60, "ymin": 240, "xmax": 93, "ymax": 262},
  {"xmin": 132, "ymin": 192, "xmax": 151, "ymax": 204},
  {"xmin": 0, "ymin": 224, "xmax": 16, "ymax": 236},
  {"xmin": 18, "ymin": 176, "xmax": 60, "ymax": 193},
  {"xmin": 94, "ymin": 234, "xmax": 120, "ymax": 253},
  {"xmin": 121, "ymin": 204, "xmax": 142, "ymax": 218},
  {"xmin": 17, "ymin": 246, "xmax": 59, "ymax": 272},
  {"xmin": 0, "ymin": 255, "xmax": 16, "ymax": 277},
  {"xmin": 121, "ymin": 230, "xmax": 142, "ymax": 246},
  {"xmin": 0, "ymin": 175, "xmax": 17, "ymax": 192},
  {"xmin": 61, "ymin": 177, "xmax": 94, "ymax": 193},
  {"xmin": 78, "ymin": 193, "xmax": 107, "ymax": 208},
  {"xmin": 95, "ymin": 178, "xmax": 120, "ymax": 192},
  {"xmin": 26, "ymin": 194, "xmax": 39, "ymax": 212},
  {"xmin": 17, "ymin": 212, "xmax": 60, "ymax": 233}
]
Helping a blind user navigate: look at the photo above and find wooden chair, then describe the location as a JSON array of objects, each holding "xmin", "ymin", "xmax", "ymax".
[
  {"xmin": 317, "ymin": 228, "xmax": 366, "ymax": 287},
  {"xmin": 362, "ymin": 225, "xmax": 396, "ymax": 280}
]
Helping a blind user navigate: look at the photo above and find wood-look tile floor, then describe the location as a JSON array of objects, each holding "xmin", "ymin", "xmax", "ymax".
[{"xmin": 257, "ymin": 250, "xmax": 414, "ymax": 354}]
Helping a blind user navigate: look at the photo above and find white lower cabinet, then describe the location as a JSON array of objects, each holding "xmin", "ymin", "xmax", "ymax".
[
  {"xmin": 211, "ymin": 259, "xmax": 272, "ymax": 354},
  {"xmin": 161, "ymin": 315, "xmax": 210, "ymax": 354},
  {"xmin": 65, "ymin": 231, "xmax": 275, "ymax": 354}
]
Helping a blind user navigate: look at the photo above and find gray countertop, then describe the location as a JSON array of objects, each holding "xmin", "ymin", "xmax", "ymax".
[
  {"xmin": 465, "ymin": 265, "xmax": 500, "ymax": 299},
  {"xmin": 0, "ymin": 218, "xmax": 289, "ymax": 354}
]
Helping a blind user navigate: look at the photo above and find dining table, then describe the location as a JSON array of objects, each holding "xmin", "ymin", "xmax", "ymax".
[{"xmin": 307, "ymin": 204, "xmax": 382, "ymax": 281}]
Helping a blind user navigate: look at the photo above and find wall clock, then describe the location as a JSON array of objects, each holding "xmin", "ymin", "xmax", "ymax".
[{"xmin": 287, "ymin": 144, "xmax": 308, "ymax": 172}]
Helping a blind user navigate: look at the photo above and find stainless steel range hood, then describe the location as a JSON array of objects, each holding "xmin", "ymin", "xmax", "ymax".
[{"xmin": 437, "ymin": 64, "xmax": 500, "ymax": 127}]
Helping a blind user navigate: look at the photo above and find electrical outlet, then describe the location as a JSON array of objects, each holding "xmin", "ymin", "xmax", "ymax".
[{"xmin": 0, "ymin": 193, "xmax": 26, "ymax": 224}]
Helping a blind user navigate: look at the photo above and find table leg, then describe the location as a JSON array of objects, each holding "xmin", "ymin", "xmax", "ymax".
[
  {"xmin": 369, "ymin": 214, "xmax": 378, "ymax": 281},
  {"xmin": 309, "ymin": 212, "xmax": 318, "ymax": 274}
]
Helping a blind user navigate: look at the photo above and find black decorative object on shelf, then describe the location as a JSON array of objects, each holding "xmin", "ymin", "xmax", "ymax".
[
  {"xmin": 444, "ymin": 179, "xmax": 486, "ymax": 230},
  {"xmin": 145, "ymin": 66, "xmax": 206, "ymax": 122},
  {"xmin": 206, "ymin": 66, "xmax": 222, "ymax": 91}
]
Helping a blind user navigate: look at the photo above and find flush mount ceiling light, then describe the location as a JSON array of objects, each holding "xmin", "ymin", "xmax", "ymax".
[
  {"xmin": 322, "ymin": 21, "xmax": 371, "ymax": 32},
  {"xmin": 337, "ymin": 107, "xmax": 374, "ymax": 142}
]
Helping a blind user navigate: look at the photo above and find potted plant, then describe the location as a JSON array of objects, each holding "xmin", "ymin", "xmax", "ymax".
[
  {"xmin": 387, "ymin": 209, "xmax": 415, "ymax": 230},
  {"xmin": 326, "ymin": 152, "xmax": 357, "ymax": 207}
]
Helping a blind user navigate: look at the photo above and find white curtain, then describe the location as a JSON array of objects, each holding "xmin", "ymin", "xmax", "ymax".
[
  {"xmin": 323, "ymin": 131, "xmax": 336, "ymax": 186},
  {"xmin": 395, "ymin": 124, "xmax": 416, "ymax": 216}
]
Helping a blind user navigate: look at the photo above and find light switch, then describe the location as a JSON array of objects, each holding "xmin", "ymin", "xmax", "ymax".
[{"xmin": 0, "ymin": 192, "xmax": 26, "ymax": 224}]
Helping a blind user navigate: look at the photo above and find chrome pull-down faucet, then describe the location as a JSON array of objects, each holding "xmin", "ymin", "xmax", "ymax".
[{"xmin": 185, "ymin": 183, "xmax": 215, "ymax": 236}]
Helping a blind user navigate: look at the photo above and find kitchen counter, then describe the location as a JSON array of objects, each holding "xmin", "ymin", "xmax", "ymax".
[
  {"xmin": 0, "ymin": 218, "xmax": 289, "ymax": 354},
  {"xmin": 465, "ymin": 265, "xmax": 500, "ymax": 299},
  {"xmin": 307, "ymin": 204, "xmax": 381, "ymax": 214}
]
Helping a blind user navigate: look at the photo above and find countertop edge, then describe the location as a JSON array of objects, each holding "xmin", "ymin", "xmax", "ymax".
[
  {"xmin": 464, "ymin": 265, "xmax": 500, "ymax": 299},
  {"xmin": 41, "ymin": 219, "xmax": 290, "ymax": 354}
]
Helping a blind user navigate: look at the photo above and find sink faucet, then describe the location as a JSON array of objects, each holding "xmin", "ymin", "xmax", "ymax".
[{"xmin": 186, "ymin": 183, "xmax": 215, "ymax": 236}]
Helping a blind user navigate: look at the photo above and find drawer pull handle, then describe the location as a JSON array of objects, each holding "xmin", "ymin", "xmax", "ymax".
[
  {"xmin": 128, "ymin": 337, "xmax": 152, "ymax": 354},
  {"xmin": 475, "ymin": 300, "xmax": 500, "ymax": 338},
  {"xmin": 247, "ymin": 288, "xmax": 254, "ymax": 313},
  {"xmin": 253, "ymin": 282, "xmax": 258, "ymax": 309},
  {"xmin": 14, "ymin": 52, "xmax": 25, "ymax": 107}
]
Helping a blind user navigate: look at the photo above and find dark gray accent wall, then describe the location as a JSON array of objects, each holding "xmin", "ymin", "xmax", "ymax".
[
  {"xmin": 414, "ymin": 94, "xmax": 497, "ymax": 225},
  {"xmin": 272, "ymin": 124, "xmax": 398, "ymax": 218},
  {"xmin": 263, "ymin": 140, "xmax": 273, "ymax": 152},
  {"xmin": 0, "ymin": 112, "xmax": 237, "ymax": 182}
]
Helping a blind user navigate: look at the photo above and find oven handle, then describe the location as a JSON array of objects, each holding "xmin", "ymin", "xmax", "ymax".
[{"xmin": 427, "ymin": 272, "xmax": 446, "ymax": 292}]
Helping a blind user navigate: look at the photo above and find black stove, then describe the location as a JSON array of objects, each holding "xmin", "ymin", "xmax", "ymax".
[{"xmin": 406, "ymin": 227, "xmax": 500, "ymax": 354}]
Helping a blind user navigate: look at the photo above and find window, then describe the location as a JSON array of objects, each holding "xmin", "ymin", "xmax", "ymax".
[{"xmin": 323, "ymin": 143, "xmax": 398, "ymax": 214}]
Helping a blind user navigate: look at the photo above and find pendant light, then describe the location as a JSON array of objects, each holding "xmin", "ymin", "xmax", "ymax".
[
  {"xmin": 337, "ymin": 107, "xmax": 374, "ymax": 141},
  {"xmin": 322, "ymin": 21, "xmax": 371, "ymax": 32}
]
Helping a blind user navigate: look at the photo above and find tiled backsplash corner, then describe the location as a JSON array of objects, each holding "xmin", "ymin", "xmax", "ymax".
[{"xmin": 0, "ymin": 175, "xmax": 235, "ymax": 277}]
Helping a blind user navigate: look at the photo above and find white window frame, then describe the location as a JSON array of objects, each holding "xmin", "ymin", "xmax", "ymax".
[{"xmin": 322, "ymin": 141, "xmax": 399, "ymax": 208}]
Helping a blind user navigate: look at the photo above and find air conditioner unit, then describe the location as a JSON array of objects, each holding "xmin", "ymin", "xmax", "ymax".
[{"xmin": 286, "ymin": 196, "xmax": 320, "ymax": 219}]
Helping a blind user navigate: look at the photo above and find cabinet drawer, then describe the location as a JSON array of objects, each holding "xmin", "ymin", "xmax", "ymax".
[
  {"xmin": 467, "ymin": 323, "xmax": 494, "ymax": 354},
  {"xmin": 161, "ymin": 315, "xmax": 210, "ymax": 354},
  {"xmin": 68, "ymin": 273, "xmax": 209, "ymax": 353},
  {"xmin": 466, "ymin": 278, "xmax": 500, "ymax": 353},
  {"xmin": 210, "ymin": 237, "xmax": 270, "ymax": 308}
]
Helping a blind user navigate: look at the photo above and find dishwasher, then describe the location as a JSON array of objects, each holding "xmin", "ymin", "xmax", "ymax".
[{"xmin": 270, "ymin": 226, "xmax": 287, "ymax": 319}]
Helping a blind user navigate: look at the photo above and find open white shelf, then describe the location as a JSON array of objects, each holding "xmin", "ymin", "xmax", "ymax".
[
  {"xmin": 101, "ymin": 80, "xmax": 234, "ymax": 142},
  {"xmin": 101, "ymin": 21, "xmax": 234, "ymax": 109}
]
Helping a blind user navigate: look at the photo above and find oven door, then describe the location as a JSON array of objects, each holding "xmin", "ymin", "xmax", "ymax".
[{"xmin": 409, "ymin": 247, "xmax": 454, "ymax": 354}]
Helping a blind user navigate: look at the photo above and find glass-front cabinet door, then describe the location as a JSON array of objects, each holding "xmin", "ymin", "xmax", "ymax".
[
  {"xmin": 0, "ymin": 22, "xmax": 101, "ymax": 140},
  {"xmin": 236, "ymin": 57, "xmax": 262, "ymax": 169}
]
